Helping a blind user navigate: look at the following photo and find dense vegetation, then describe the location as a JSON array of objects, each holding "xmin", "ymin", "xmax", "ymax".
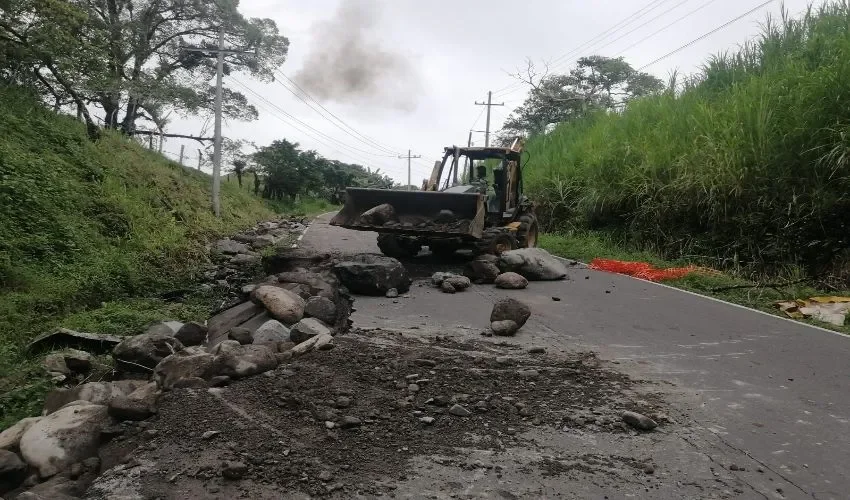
[
  {"xmin": 0, "ymin": 86, "xmax": 288, "ymax": 426},
  {"xmin": 524, "ymin": 3, "xmax": 850, "ymax": 277}
]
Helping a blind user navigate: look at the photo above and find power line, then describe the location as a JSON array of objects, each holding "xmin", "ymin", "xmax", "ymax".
[
  {"xmin": 492, "ymin": 0, "xmax": 672, "ymax": 97},
  {"xmin": 271, "ymin": 72, "xmax": 403, "ymax": 156},
  {"xmin": 614, "ymin": 0, "xmax": 721, "ymax": 57},
  {"xmin": 637, "ymin": 0, "xmax": 777, "ymax": 70},
  {"xmin": 228, "ymin": 78, "xmax": 421, "ymax": 178},
  {"xmin": 228, "ymin": 77, "xmax": 398, "ymax": 158},
  {"xmin": 589, "ymin": 0, "xmax": 695, "ymax": 55}
]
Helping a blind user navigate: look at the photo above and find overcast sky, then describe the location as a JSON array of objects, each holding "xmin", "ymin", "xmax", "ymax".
[{"xmin": 164, "ymin": 0, "xmax": 816, "ymax": 184}]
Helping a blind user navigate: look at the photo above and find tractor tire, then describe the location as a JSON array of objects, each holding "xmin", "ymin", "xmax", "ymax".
[
  {"xmin": 475, "ymin": 228, "xmax": 517, "ymax": 256},
  {"xmin": 377, "ymin": 234, "xmax": 421, "ymax": 259},
  {"xmin": 516, "ymin": 214, "xmax": 540, "ymax": 249}
]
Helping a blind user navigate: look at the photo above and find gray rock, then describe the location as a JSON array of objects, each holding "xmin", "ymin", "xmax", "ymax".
[
  {"xmin": 42, "ymin": 353, "xmax": 71, "ymax": 375},
  {"xmin": 154, "ymin": 347, "xmax": 220, "ymax": 390},
  {"xmin": 304, "ymin": 296, "xmax": 337, "ymax": 325},
  {"xmin": 498, "ymin": 248, "xmax": 569, "ymax": 281},
  {"xmin": 339, "ymin": 416, "xmax": 361, "ymax": 429},
  {"xmin": 464, "ymin": 255, "xmax": 501, "ymax": 284},
  {"xmin": 290, "ymin": 318, "xmax": 332, "ymax": 344},
  {"xmin": 228, "ymin": 327, "xmax": 254, "ymax": 345},
  {"xmin": 448, "ymin": 404, "xmax": 472, "ymax": 417},
  {"xmin": 313, "ymin": 333, "xmax": 335, "ymax": 351},
  {"xmin": 216, "ymin": 239, "xmax": 250, "ymax": 255},
  {"xmin": 431, "ymin": 272, "xmax": 452, "ymax": 286},
  {"xmin": 241, "ymin": 284, "xmax": 257, "ymax": 295},
  {"xmin": 0, "ymin": 417, "xmax": 42, "ymax": 451},
  {"xmin": 143, "ymin": 320, "xmax": 184, "ymax": 336},
  {"xmin": 107, "ymin": 395, "xmax": 154, "ymax": 421},
  {"xmin": 253, "ymin": 320, "xmax": 290, "ymax": 345},
  {"xmin": 517, "ymin": 369, "xmax": 539, "ymax": 380},
  {"xmin": 43, "ymin": 381, "xmax": 145, "ymax": 415},
  {"xmin": 621, "ymin": 411, "xmax": 657, "ymax": 431},
  {"xmin": 210, "ymin": 375, "xmax": 231, "ymax": 387},
  {"xmin": 419, "ymin": 416, "xmax": 435, "ymax": 425},
  {"xmin": 440, "ymin": 281, "xmax": 456, "ymax": 294},
  {"xmin": 445, "ymin": 275, "xmax": 471, "ymax": 291},
  {"xmin": 490, "ymin": 298, "xmax": 531, "ymax": 329},
  {"xmin": 494, "ymin": 272, "xmax": 529, "ymax": 289},
  {"xmin": 358, "ymin": 203, "xmax": 397, "ymax": 226},
  {"xmin": 434, "ymin": 209, "xmax": 456, "ymax": 223},
  {"xmin": 251, "ymin": 234, "xmax": 277, "ymax": 250},
  {"xmin": 113, "ymin": 332, "xmax": 183, "ymax": 372},
  {"xmin": 43, "ymin": 349, "xmax": 94, "ymax": 376},
  {"xmin": 334, "ymin": 254, "xmax": 411, "ymax": 296},
  {"xmin": 251, "ymin": 286, "xmax": 306, "ymax": 325},
  {"xmin": 222, "ymin": 461, "xmax": 248, "ymax": 480},
  {"xmin": 174, "ymin": 322, "xmax": 208, "ymax": 347},
  {"xmin": 172, "ymin": 377, "xmax": 208, "ymax": 389},
  {"xmin": 230, "ymin": 253, "xmax": 261, "ymax": 266},
  {"xmin": 490, "ymin": 320, "xmax": 520, "ymax": 337},
  {"xmin": 385, "ymin": 288, "xmax": 399, "ymax": 298},
  {"xmin": 0, "ymin": 449, "xmax": 26, "ymax": 491},
  {"xmin": 211, "ymin": 341, "xmax": 277, "ymax": 378},
  {"xmin": 528, "ymin": 346, "xmax": 546, "ymax": 354},
  {"xmin": 19, "ymin": 402, "xmax": 111, "ymax": 478}
]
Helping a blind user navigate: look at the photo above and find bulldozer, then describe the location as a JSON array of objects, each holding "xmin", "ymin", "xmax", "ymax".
[{"xmin": 329, "ymin": 138, "xmax": 539, "ymax": 258}]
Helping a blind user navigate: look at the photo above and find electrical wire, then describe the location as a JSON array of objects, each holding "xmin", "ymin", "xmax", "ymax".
[{"xmin": 637, "ymin": 0, "xmax": 777, "ymax": 70}]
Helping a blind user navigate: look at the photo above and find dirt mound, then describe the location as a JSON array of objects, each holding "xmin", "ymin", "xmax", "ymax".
[{"xmin": 95, "ymin": 331, "xmax": 664, "ymax": 498}]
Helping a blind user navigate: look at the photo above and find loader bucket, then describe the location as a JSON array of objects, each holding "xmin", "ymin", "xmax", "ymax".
[{"xmin": 330, "ymin": 188, "xmax": 486, "ymax": 239}]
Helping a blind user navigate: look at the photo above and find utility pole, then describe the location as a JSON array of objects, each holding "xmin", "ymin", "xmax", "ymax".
[
  {"xmin": 474, "ymin": 91, "xmax": 505, "ymax": 147},
  {"xmin": 182, "ymin": 26, "xmax": 256, "ymax": 217},
  {"xmin": 197, "ymin": 149, "xmax": 202, "ymax": 171},
  {"xmin": 398, "ymin": 149, "xmax": 421, "ymax": 190},
  {"xmin": 179, "ymin": 145, "xmax": 185, "ymax": 165}
]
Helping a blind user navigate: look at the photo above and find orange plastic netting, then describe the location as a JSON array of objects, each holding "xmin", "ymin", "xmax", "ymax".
[{"xmin": 588, "ymin": 258, "xmax": 701, "ymax": 282}]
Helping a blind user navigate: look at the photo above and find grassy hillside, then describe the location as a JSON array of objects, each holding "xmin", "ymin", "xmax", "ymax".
[
  {"xmin": 525, "ymin": 2, "xmax": 850, "ymax": 277},
  {"xmin": 0, "ymin": 86, "xmax": 282, "ymax": 425}
]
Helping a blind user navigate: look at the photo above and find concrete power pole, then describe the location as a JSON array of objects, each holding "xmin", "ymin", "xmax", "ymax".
[
  {"xmin": 398, "ymin": 149, "xmax": 422, "ymax": 191},
  {"xmin": 182, "ymin": 25, "xmax": 256, "ymax": 217},
  {"xmin": 179, "ymin": 145, "xmax": 185, "ymax": 165},
  {"xmin": 474, "ymin": 91, "xmax": 505, "ymax": 147}
]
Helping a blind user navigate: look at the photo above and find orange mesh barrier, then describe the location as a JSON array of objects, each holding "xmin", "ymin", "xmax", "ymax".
[{"xmin": 588, "ymin": 258, "xmax": 700, "ymax": 281}]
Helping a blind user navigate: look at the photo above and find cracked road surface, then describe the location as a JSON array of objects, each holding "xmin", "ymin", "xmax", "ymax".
[{"xmin": 296, "ymin": 212, "xmax": 850, "ymax": 499}]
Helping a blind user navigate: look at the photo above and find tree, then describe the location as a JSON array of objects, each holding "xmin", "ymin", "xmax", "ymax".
[
  {"xmin": 1, "ymin": 0, "xmax": 289, "ymax": 139},
  {"xmin": 500, "ymin": 56, "xmax": 664, "ymax": 140},
  {"xmin": 232, "ymin": 158, "xmax": 246, "ymax": 187}
]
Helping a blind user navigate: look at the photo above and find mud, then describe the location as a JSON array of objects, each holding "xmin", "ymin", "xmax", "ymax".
[{"xmin": 95, "ymin": 330, "xmax": 666, "ymax": 499}]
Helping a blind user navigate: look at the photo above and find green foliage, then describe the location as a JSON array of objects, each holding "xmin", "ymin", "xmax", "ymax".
[
  {"xmin": 0, "ymin": 86, "xmax": 280, "ymax": 427},
  {"xmin": 252, "ymin": 139, "xmax": 397, "ymax": 203},
  {"xmin": 501, "ymin": 56, "xmax": 664, "ymax": 140},
  {"xmin": 525, "ymin": 3, "xmax": 850, "ymax": 276}
]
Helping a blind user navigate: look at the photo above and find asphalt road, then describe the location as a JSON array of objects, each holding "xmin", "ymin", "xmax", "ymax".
[{"xmin": 301, "ymin": 212, "xmax": 850, "ymax": 500}]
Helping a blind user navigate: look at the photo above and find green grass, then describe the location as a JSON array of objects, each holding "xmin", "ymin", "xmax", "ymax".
[
  {"xmin": 541, "ymin": 231, "xmax": 850, "ymax": 335},
  {"xmin": 0, "ymin": 85, "xmax": 325, "ymax": 428},
  {"xmin": 525, "ymin": 2, "xmax": 850, "ymax": 277}
]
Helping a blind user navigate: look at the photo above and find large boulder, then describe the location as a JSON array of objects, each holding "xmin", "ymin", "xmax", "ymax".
[
  {"xmin": 277, "ymin": 271, "xmax": 338, "ymax": 299},
  {"xmin": 251, "ymin": 286, "xmax": 306, "ymax": 325},
  {"xmin": 154, "ymin": 347, "xmax": 220, "ymax": 390},
  {"xmin": 490, "ymin": 298, "xmax": 531, "ymax": 329},
  {"xmin": 42, "ymin": 349, "xmax": 94, "ymax": 377},
  {"xmin": 0, "ymin": 449, "xmax": 27, "ymax": 492},
  {"xmin": 490, "ymin": 320, "xmax": 520, "ymax": 337},
  {"xmin": 464, "ymin": 254, "xmax": 501, "ymax": 284},
  {"xmin": 495, "ymin": 272, "xmax": 529, "ymax": 290},
  {"xmin": 304, "ymin": 296, "xmax": 337, "ymax": 325},
  {"xmin": 174, "ymin": 322, "xmax": 208, "ymax": 347},
  {"xmin": 498, "ymin": 248, "xmax": 569, "ymax": 281},
  {"xmin": 43, "ymin": 381, "xmax": 145, "ymax": 415},
  {"xmin": 108, "ymin": 382, "xmax": 160, "ymax": 421},
  {"xmin": 215, "ymin": 239, "xmax": 250, "ymax": 255},
  {"xmin": 290, "ymin": 318, "xmax": 333, "ymax": 344},
  {"xmin": 19, "ymin": 402, "xmax": 112, "ymax": 478},
  {"xmin": 334, "ymin": 254, "xmax": 411, "ymax": 295},
  {"xmin": 358, "ymin": 203, "xmax": 397, "ymax": 226},
  {"xmin": 211, "ymin": 341, "xmax": 277, "ymax": 378},
  {"xmin": 112, "ymin": 332, "xmax": 184, "ymax": 373},
  {"xmin": 143, "ymin": 320, "xmax": 184, "ymax": 336},
  {"xmin": 253, "ymin": 320, "xmax": 291, "ymax": 345},
  {"xmin": 0, "ymin": 417, "xmax": 42, "ymax": 451}
]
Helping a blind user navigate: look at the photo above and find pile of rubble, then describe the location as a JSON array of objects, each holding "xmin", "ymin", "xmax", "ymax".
[
  {"xmin": 200, "ymin": 215, "xmax": 309, "ymax": 300},
  {"xmin": 356, "ymin": 203, "xmax": 471, "ymax": 233},
  {"xmin": 427, "ymin": 247, "xmax": 572, "ymax": 337},
  {"xmin": 0, "ymin": 247, "xmax": 360, "ymax": 499}
]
